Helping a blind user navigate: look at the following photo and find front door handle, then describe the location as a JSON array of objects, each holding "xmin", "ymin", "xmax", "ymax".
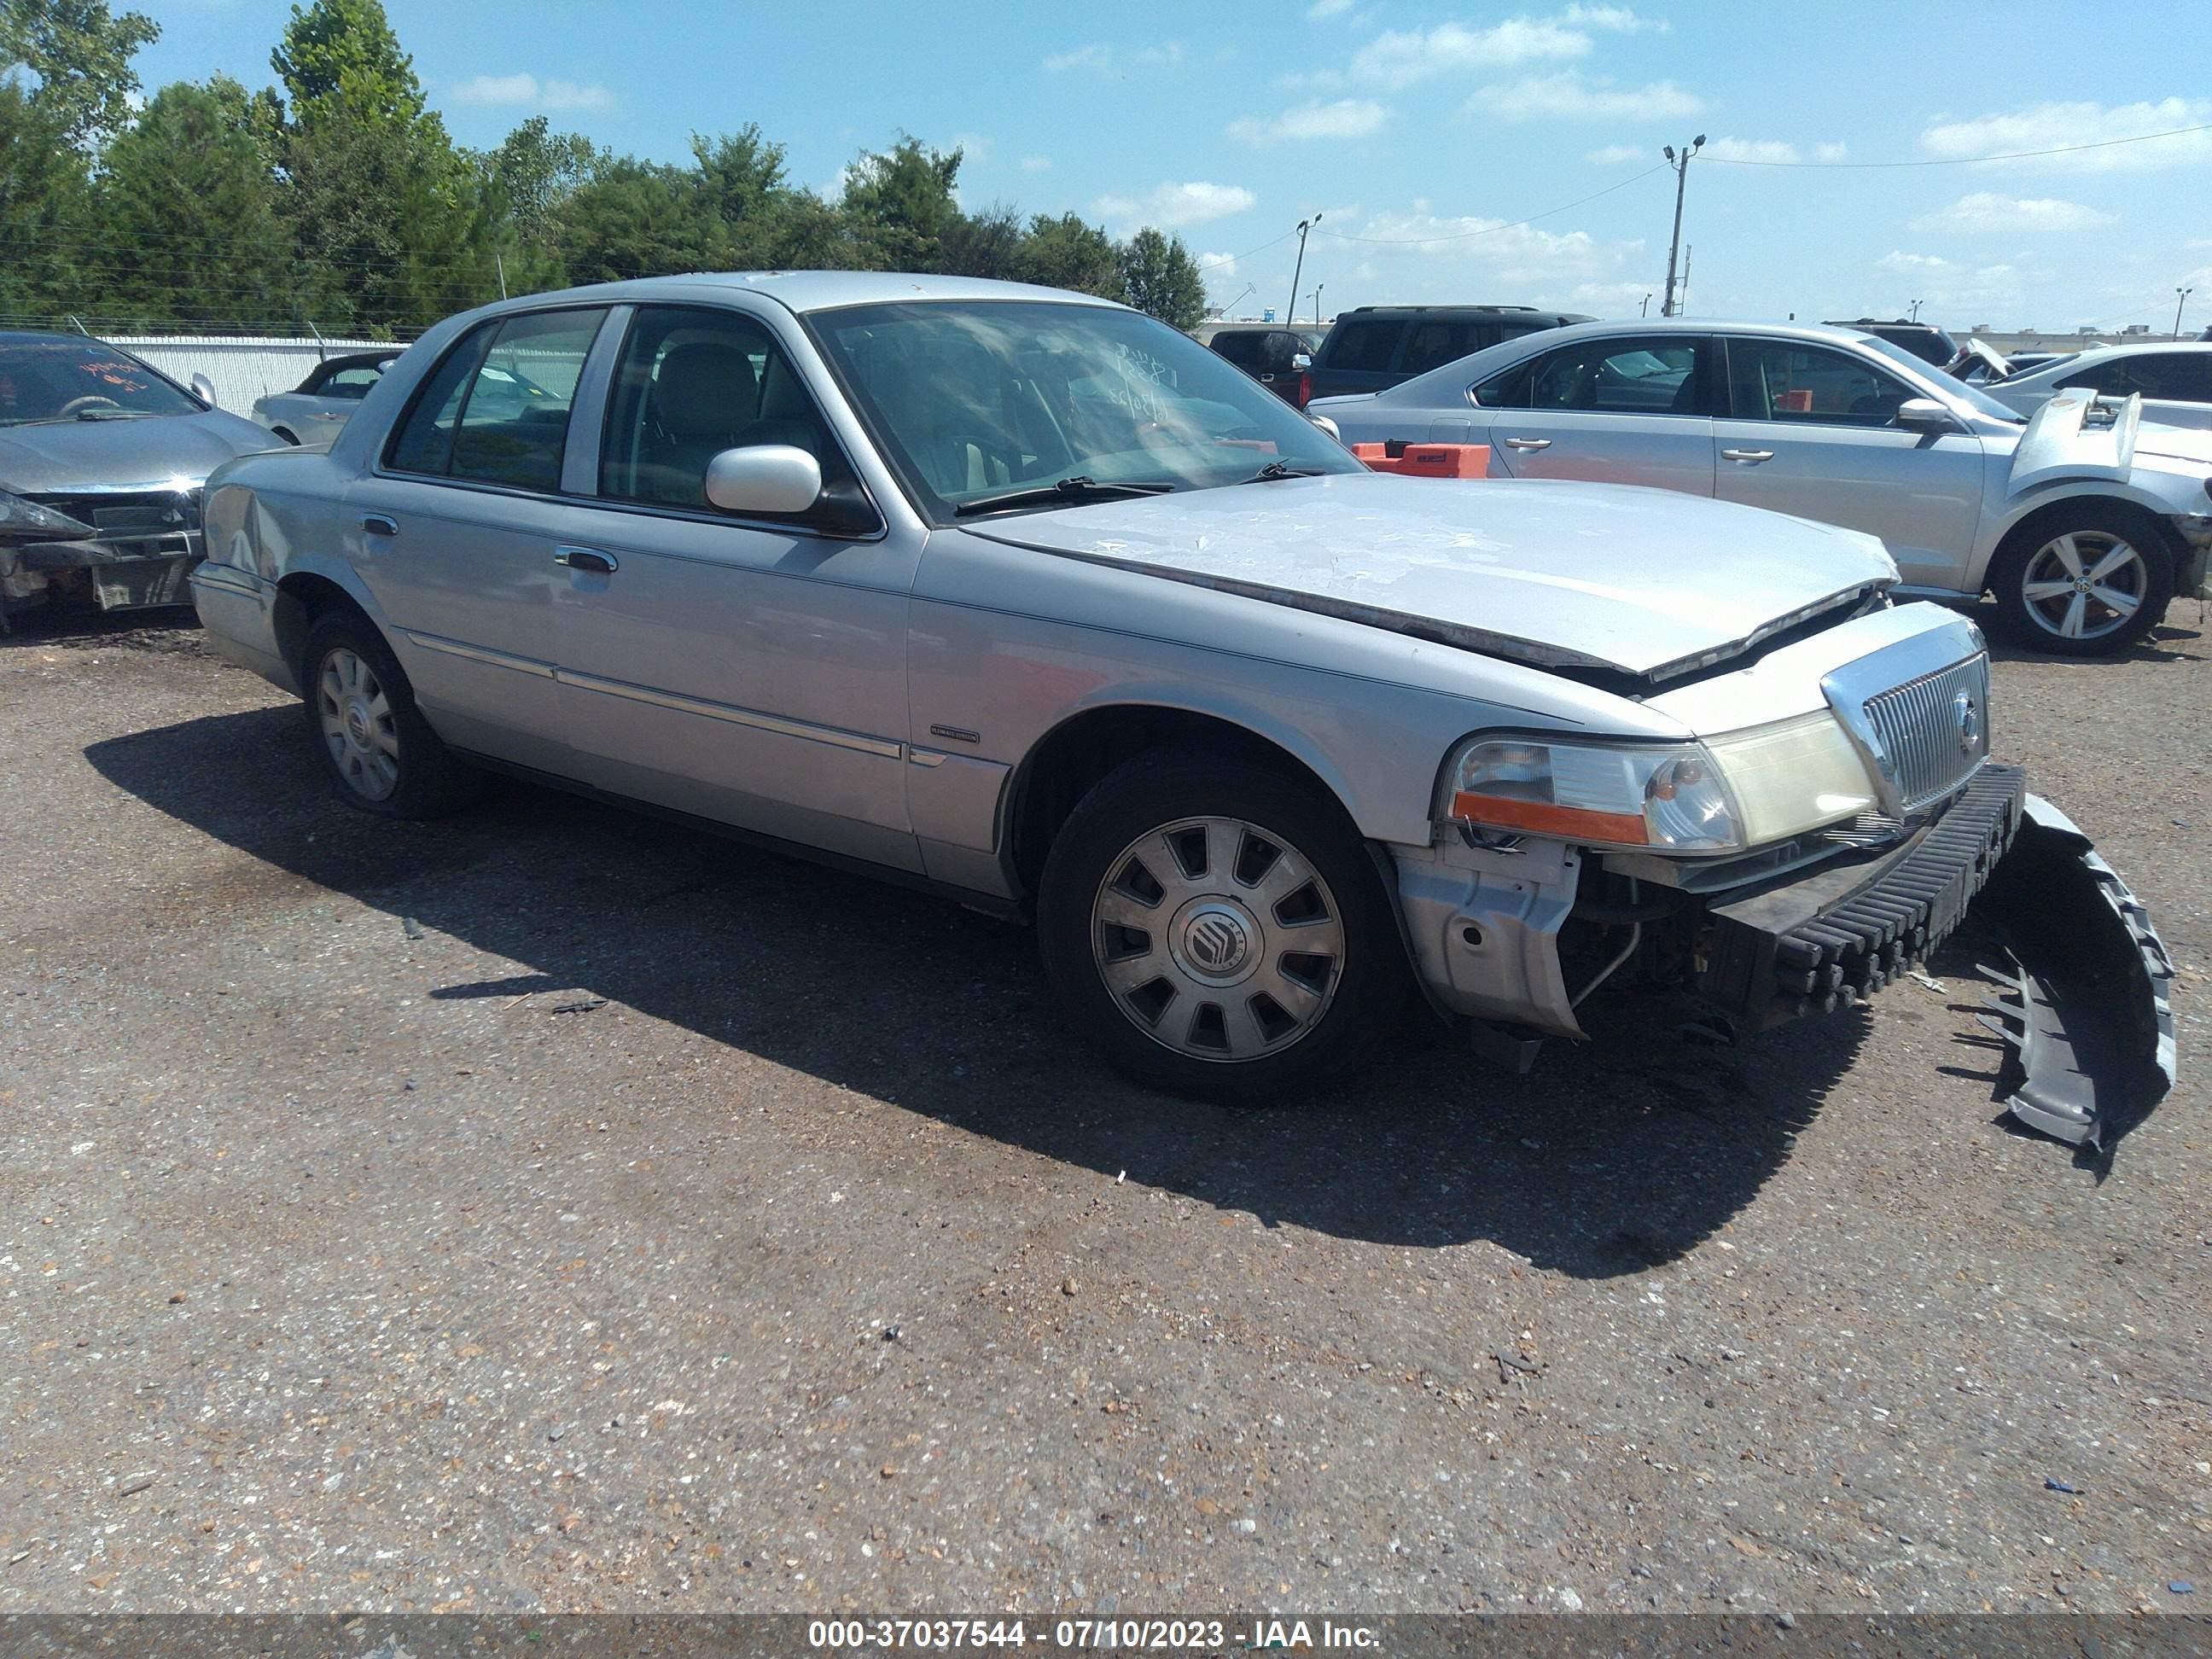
[
  {"xmin": 1720, "ymin": 448, "xmax": 1776, "ymax": 463},
  {"xmin": 1502, "ymin": 436, "xmax": 1552, "ymax": 451},
  {"xmin": 553, "ymin": 545, "xmax": 618, "ymax": 574},
  {"xmin": 361, "ymin": 513, "xmax": 398, "ymax": 538}
]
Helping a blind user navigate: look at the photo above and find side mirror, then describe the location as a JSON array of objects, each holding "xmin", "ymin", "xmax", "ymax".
[
  {"xmin": 1308, "ymin": 413, "xmax": 1342, "ymax": 443},
  {"xmin": 190, "ymin": 371, "xmax": 219, "ymax": 407},
  {"xmin": 703, "ymin": 445, "xmax": 822, "ymax": 515},
  {"xmin": 1895, "ymin": 397, "xmax": 1957, "ymax": 434}
]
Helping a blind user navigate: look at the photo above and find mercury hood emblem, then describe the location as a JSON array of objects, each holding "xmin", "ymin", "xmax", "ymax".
[{"xmin": 1954, "ymin": 690, "xmax": 1982, "ymax": 754}]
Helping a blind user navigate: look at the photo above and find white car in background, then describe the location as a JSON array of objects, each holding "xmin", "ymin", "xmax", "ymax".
[
  {"xmin": 1313, "ymin": 319, "xmax": 2212, "ymax": 657},
  {"xmin": 1981, "ymin": 342, "xmax": 2212, "ymax": 431},
  {"xmin": 250, "ymin": 350, "xmax": 400, "ymax": 446}
]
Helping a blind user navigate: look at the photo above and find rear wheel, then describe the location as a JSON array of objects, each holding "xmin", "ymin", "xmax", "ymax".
[
  {"xmin": 1036, "ymin": 750, "xmax": 1409, "ymax": 1104},
  {"xmin": 301, "ymin": 611, "xmax": 480, "ymax": 818},
  {"xmin": 1989, "ymin": 504, "xmax": 2173, "ymax": 656}
]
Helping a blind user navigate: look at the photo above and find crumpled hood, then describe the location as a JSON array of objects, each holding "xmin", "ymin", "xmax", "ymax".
[
  {"xmin": 963, "ymin": 472, "xmax": 1896, "ymax": 679},
  {"xmin": 2133, "ymin": 422, "xmax": 2212, "ymax": 466},
  {"xmin": 0, "ymin": 408, "xmax": 275, "ymax": 494}
]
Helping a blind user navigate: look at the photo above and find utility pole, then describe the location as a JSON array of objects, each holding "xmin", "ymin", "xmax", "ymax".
[
  {"xmin": 497, "ymin": 252, "xmax": 509, "ymax": 301},
  {"xmin": 1679, "ymin": 245, "xmax": 1692, "ymax": 315},
  {"xmin": 2176, "ymin": 287, "xmax": 2194, "ymax": 340},
  {"xmin": 1659, "ymin": 135, "xmax": 1704, "ymax": 317},
  {"xmin": 1287, "ymin": 213, "xmax": 1321, "ymax": 327}
]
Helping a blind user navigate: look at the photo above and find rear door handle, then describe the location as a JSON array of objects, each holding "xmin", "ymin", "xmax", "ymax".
[
  {"xmin": 553, "ymin": 545, "xmax": 618, "ymax": 574},
  {"xmin": 1721, "ymin": 448, "xmax": 1776, "ymax": 463},
  {"xmin": 361, "ymin": 513, "xmax": 398, "ymax": 537},
  {"xmin": 1502, "ymin": 436, "xmax": 1551, "ymax": 451}
]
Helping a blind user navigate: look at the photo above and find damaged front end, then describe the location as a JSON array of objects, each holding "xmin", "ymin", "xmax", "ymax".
[{"xmin": 1401, "ymin": 602, "xmax": 2177, "ymax": 1153}]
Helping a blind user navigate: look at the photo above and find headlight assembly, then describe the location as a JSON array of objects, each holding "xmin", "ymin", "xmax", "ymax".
[
  {"xmin": 0, "ymin": 489, "xmax": 93, "ymax": 543},
  {"xmin": 1441, "ymin": 736, "xmax": 1744, "ymax": 853}
]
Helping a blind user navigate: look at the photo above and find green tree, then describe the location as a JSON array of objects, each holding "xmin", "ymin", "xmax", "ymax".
[
  {"xmin": 96, "ymin": 77, "xmax": 291, "ymax": 328},
  {"xmin": 0, "ymin": 81, "xmax": 91, "ymax": 322},
  {"xmin": 941, "ymin": 203, "xmax": 1023, "ymax": 280},
  {"xmin": 1015, "ymin": 212, "xmax": 1121, "ymax": 298},
  {"xmin": 838, "ymin": 135, "xmax": 962, "ymax": 271},
  {"xmin": 270, "ymin": 0, "xmax": 418, "ymax": 117},
  {"xmin": 1117, "ymin": 226, "xmax": 1205, "ymax": 329},
  {"xmin": 552, "ymin": 158, "xmax": 725, "ymax": 286},
  {"xmin": 0, "ymin": 0, "xmax": 160, "ymax": 150}
]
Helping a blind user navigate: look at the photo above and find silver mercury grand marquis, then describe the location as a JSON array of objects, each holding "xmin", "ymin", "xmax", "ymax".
[{"xmin": 187, "ymin": 275, "xmax": 2175, "ymax": 1146}]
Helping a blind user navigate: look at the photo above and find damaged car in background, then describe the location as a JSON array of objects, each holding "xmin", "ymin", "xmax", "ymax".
[
  {"xmin": 1314, "ymin": 318, "xmax": 2212, "ymax": 657},
  {"xmin": 185, "ymin": 274, "xmax": 2174, "ymax": 1150},
  {"xmin": 0, "ymin": 330, "xmax": 272, "ymax": 627}
]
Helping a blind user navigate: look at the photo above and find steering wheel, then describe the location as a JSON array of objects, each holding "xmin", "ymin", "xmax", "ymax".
[{"xmin": 59, "ymin": 394, "xmax": 122, "ymax": 417}]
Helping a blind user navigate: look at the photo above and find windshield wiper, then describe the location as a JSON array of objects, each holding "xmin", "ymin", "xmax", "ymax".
[
  {"xmin": 952, "ymin": 475, "xmax": 1175, "ymax": 517},
  {"xmin": 1242, "ymin": 458, "xmax": 1328, "ymax": 483},
  {"xmin": 75, "ymin": 407, "xmax": 157, "ymax": 420}
]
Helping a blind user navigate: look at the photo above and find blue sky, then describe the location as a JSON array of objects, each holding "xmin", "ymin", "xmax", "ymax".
[{"xmin": 135, "ymin": 0, "xmax": 2212, "ymax": 333}]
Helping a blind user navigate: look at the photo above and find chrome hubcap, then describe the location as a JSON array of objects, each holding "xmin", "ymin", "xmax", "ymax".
[
  {"xmin": 316, "ymin": 647, "xmax": 401, "ymax": 801},
  {"xmin": 2020, "ymin": 531, "xmax": 2145, "ymax": 641},
  {"xmin": 1091, "ymin": 815, "xmax": 1345, "ymax": 1063}
]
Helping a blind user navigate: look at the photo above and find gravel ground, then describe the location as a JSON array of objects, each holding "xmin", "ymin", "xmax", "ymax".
[{"xmin": 0, "ymin": 605, "xmax": 2206, "ymax": 1617}]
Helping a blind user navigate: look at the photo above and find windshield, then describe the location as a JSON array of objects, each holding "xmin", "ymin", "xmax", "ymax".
[
  {"xmin": 1860, "ymin": 335, "xmax": 2025, "ymax": 423},
  {"xmin": 807, "ymin": 300, "xmax": 1361, "ymax": 519},
  {"xmin": 0, "ymin": 337, "xmax": 202, "ymax": 425}
]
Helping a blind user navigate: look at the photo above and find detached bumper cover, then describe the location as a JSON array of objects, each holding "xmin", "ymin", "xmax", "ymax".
[{"xmin": 1697, "ymin": 764, "xmax": 2025, "ymax": 1029}]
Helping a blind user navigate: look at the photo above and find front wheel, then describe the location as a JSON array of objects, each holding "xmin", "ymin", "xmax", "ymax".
[
  {"xmin": 1036, "ymin": 751, "xmax": 1410, "ymax": 1104},
  {"xmin": 1989, "ymin": 505, "xmax": 2173, "ymax": 656}
]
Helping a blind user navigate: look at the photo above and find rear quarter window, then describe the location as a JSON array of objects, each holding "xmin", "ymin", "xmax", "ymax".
[{"xmin": 1323, "ymin": 320, "xmax": 1404, "ymax": 374}]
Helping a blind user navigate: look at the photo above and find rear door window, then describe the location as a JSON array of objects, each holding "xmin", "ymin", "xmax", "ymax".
[
  {"xmin": 1527, "ymin": 337, "xmax": 1706, "ymax": 415},
  {"xmin": 1324, "ymin": 320, "xmax": 1403, "ymax": 373},
  {"xmin": 1210, "ymin": 333, "xmax": 1260, "ymax": 368},
  {"xmin": 2059, "ymin": 352, "xmax": 2211, "ymax": 400},
  {"xmin": 387, "ymin": 308, "xmax": 608, "ymax": 491},
  {"xmin": 1400, "ymin": 319, "xmax": 1495, "ymax": 376}
]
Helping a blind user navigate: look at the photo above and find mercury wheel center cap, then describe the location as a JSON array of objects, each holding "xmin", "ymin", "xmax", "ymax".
[
  {"xmin": 345, "ymin": 701, "xmax": 373, "ymax": 750},
  {"xmin": 1169, "ymin": 897, "xmax": 1262, "ymax": 986}
]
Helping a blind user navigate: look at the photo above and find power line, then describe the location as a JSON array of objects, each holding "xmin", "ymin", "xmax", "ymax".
[
  {"xmin": 1311, "ymin": 165, "xmax": 1669, "ymax": 246},
  {"xmin": 1195, "ymin": 226, "xmax": 1298, "ymax": 272},
  {"xmin": 1699, "ymin": 121, "xmax": 2212, "ymax": 169}
]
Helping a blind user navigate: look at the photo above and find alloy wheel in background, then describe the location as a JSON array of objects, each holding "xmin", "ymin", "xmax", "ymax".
[{"xmin": 2017, "ymin": 530, "xmax": 2148, "ymax": 643}]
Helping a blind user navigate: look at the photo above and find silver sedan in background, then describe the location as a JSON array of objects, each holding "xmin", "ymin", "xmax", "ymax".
[
  {"xmin": 1978, "ymin": 342, "xmax": 2212, "ymax": 431},
  {"xmin": 1313, "ymin": 319, "xmax": 2212, "ymax": 656},
  {"xmin": 250, "ymin": 350, "xmax": 400, "ymax": 446}
]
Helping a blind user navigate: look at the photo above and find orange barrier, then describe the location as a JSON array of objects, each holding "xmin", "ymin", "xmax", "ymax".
[{"xmin": 1352, "ymin": 440, "xmax": 1492, "ymax": 478}]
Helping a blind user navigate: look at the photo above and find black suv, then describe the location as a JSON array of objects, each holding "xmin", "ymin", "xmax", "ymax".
[
  {"xmin": 1206, "ymin": 326, "xmax": 1322, "ymax": 407},
  {"xmin": 1823, "ymin": 317, "xmax": 1959, "ymax": 366},
  {"xmin": 1307, "ymin": 305, "xmax": 1592, "ymax": 399}
]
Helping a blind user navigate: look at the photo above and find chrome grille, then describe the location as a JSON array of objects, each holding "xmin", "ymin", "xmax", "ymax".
[{"xmin": 1860, "ymin": 653, "xmax": 1989, "ymax": 812}]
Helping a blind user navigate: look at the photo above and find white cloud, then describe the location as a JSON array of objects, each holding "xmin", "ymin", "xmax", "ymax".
[
  {"xmin": 1045, "ymin": 40, "xmax": 1185, "ymax": 74},
  {"xmin": 1471, "ymin": 72, "xmax": 1703, "ymax": 122},
  {"xmin": 1198, "ymin": 251, "xmax": 1237, "ymax": 276},
  {"xmin": 1093, "ymin": 180, "xmax": 1258, "ymax": 230},
  {"xmin": 1019, "ymin": 154, "xmax": 1052, "ymax": 172},
  {"xmin": 1877, "ymin": 252, "xmax": 1955, "ymax": 274},
  {"xmin": 1229, "ymin": 98, "xmax": 1389, "ymax": 145},
  {"xmin": 1704, "ymin": 137, "xmax": 1798, "ymax": 163},
  {"xmin": 1920, "ymin": 97, "xmax": 2212, "ymax": 171},
  {"xmin": 950, "ymin": 132, "xmax": 993, "ymax": 164},
  {"xmin": 1353, "ymin": 18, "xmax": 1590, "ymax": 89},
  {"xmin": 1562, "ymin": 4, "xmax": 1667, "ymax": 30},
  {"xmin": 1307, "ymin": 0, "xmax": 1356, "ymax": 15},
  {"xmin": 450, "ymin": 72, "xmax": 611, "ymax": 110},
  {"xmin": 1815, "ymin": 141, "xmax": 1848, "ymax": 162},
  {"xmin": 1912, "ymin": 192, "xmax": 2117, "ymax": 234},
  {"xmin": 1871, "ymin": 252, "xmax": 2026, "ymax": 311},
  {"xmin": 1044, "ymin": 44, "xmax": 1111, "ymax": 73},
  {"xmin": 1586, "ymin": 143, "xmax": 1646, "ymax": 164}
]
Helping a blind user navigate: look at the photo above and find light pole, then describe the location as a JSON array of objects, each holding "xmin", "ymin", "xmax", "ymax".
[
  {"xmin": 2176, "ymin": 287, "xmax": 2194, "ymax": 340},
  {"xmin": 1312, "ymin": 284, "xmax": 1324, "ymax": 323},
  {"xmin": 1287, "ymin": 213, "xmax": 1321, "ymax": 327},
  {"xmin": 1909, "ymin": 299, "xmax": 1924, "ymax": 322},
  {"xmin": 1208, "ymin": 282, "xmax": 1254, "ymax": 320},
  {"xmin": 1640, "ymin": 292, "xmax": 1652, "ymax": 317},
  {"xmin": 1659, "ymin": 134, "xmax": 1704, "ymax": 317}
]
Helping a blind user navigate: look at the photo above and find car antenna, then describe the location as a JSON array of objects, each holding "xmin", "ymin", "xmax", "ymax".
[{"xmin": 66, "ymin": 314, "xmax": 90, "ymax": 337}]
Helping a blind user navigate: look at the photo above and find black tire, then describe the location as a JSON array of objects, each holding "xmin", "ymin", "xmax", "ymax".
[
  {"xmin": 300, "ymin": 610, "xmax": 480, "ymax": 818},
  {"xmin": 1036, "ymin": 749, "xmax": 1411, "ymax": 1104},
  {"xmin": 1988, "ymin": 502, "xmax": 2174, "ymax": 657}
]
